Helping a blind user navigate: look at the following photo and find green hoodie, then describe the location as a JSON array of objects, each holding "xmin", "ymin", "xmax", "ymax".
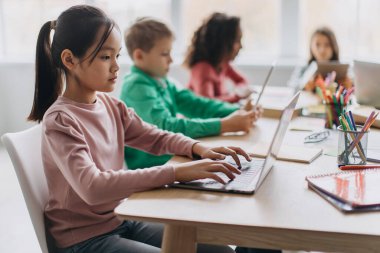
[{"xmin": 120, "ymin": 65, "xmax": 239, "ymax": 169}]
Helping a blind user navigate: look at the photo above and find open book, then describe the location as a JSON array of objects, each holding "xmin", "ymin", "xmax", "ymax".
[
  {"xmin": 306, "ymin": 169, "xmax": 380, "ymax": 212},
  {"xmin": 254, "ymin": 87, "xmax": 319, "ymax": 119},
  {"xmin": 351, "ymin": 105, "xmax": 380, "ymax": 129}
]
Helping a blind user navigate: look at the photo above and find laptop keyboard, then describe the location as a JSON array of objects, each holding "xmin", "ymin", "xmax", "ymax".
[{"xmin": 189, "ymin": 156, "xmax": 264, "ymax": 189}]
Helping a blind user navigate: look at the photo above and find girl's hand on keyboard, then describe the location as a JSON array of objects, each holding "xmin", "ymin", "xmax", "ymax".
[
  {"xmin": 192, "ymin": 143, "xmax": 251, "ymax": 168},
  {"xmin": 173, "ymin": 159, "xmax": 241, "ymax": 184}
]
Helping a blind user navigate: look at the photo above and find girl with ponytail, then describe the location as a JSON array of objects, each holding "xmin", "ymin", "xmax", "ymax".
[{"xmin": 30, "ymin": 5, "xmax": 251, "ymax": 253}]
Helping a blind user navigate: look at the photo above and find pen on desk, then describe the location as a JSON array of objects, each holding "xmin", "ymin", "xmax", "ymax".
[
  {"xmin": 339, "ymin": 165, "xmax": 380, "ymax": 170},
  {"xmin": 339, "ymin": 116, "xmax": 349, "ymax": 164},
  {"xmin": 343, "ymin": 113, "xmax": 354, "ymax": 130},
  {"xmin": 325, "ymin": 104, "xmax": 333, "ymax": 128},
  {"xmin": 344, "ymin": 112, "xmax": 366, "ymax": 155},
  {"xmin": 332, "ymin": 96, "xmax": 338, "ymax": 116},
  {"xmin": 348, "ymin": 111, "xmax": 357, "ymax": 131},
  {"xmin": 316, "ymin": 87, "xmax": 324, "ymax": 100},
  {"xmin": 346, "ymin": 111, "xmax": 378, "ymax": 155},
  {"xmin": 344, "ymin": 87, "xmax": 355, "ymax": 104},
  {"xmin": 332, "ymin": 95, "xmax": 341, "ymax": 125},
  {"xmin": 325, "ymin": 73, "xmax": 331, "ymax": 86},
  {"xmin": 340, "ymin": 116, "xmax": 366, "ymax": 161},
  {"xmin": 336, "ymin": 85, "xmax": 344, "ymax": 100}
]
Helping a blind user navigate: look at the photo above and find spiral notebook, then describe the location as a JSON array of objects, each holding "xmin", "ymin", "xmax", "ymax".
[{"xmin": 306, "ymin": 169, "xmax": 380, "ymax": 212}]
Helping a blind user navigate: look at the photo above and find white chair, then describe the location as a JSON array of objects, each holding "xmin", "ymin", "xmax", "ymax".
[{"xmin": 1, "ymin": 125, "xmax": 56, "ymax": 253}]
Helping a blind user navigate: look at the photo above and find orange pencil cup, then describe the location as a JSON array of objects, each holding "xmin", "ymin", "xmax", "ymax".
[{"xmin": 324, "ymin": 102, "xmax": 347, "ymax": 129}]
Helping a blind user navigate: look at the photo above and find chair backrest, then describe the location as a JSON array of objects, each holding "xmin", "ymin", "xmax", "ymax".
[{"xmin": 1, "ymin": 125, "xmax": 54, "ymax": 253}]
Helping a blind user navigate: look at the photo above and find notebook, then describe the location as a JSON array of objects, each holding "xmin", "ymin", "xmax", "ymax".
[
  {"xmin": 351, "ymin": 105, "xmax": 380, "ymax": 129},
  {"xmin": 257, "ymin": 87, "xmax": 319, "ymax": 119},
  {"xmin": 251, "ymin": 143, "xmax": 322, "ymax": 164},
  {"xmin": 170, "ymin": 91, "xmax": 301, "ymax": 194},
  {"xmin": 306, "ymin": 169, "xmax": 380, "ymax": 212},
  {"xmin": 366, "ymin": 150, "xmax": 380, "ymax": 163}
]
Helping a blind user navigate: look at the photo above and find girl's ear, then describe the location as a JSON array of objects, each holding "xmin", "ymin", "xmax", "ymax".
[{"xmin": 61, "ymin": 49, "xmax": 78, "ymax": 70}]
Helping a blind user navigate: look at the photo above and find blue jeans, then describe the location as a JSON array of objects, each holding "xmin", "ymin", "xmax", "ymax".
[
  {"xmin": 56, "ymin": 221, "xmax": 280, "ymax": 253},
  {"xmin": 56, "ymin": 221, "xmax": 233, "ymax": 253}
]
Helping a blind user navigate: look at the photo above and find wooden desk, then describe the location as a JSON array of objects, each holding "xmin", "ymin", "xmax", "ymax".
[{"xmin": 115, "ymin": 117, "xmax": 380, "ymax": 253}]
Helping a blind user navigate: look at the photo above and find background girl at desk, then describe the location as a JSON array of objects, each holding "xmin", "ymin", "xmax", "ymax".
[
  {"xmin": 289, "ymin": 26, "xmax": 353, "ymax": 92},
  {"xmin": 29, "ymin": 5, "xmax": 251, "ymax": 253},
  {"xmin": 183, "ymin": 12, "xmax": 255, "ymax": 103}
]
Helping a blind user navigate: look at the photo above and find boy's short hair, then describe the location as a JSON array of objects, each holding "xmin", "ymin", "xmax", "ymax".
[{"xmin": 125, "ymin": 18, "xmax": 173, "ymax": 58}]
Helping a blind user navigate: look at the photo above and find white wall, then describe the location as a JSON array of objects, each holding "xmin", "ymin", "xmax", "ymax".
[
  {"xmin": 0, "ymin": 63, "xmax": 36, "ymax": 135},
  {"xmin": 0, "ymin": 62, "xmax": 295, "ymax": 136}
]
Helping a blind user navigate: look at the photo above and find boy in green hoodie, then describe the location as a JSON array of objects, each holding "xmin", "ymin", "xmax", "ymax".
[{"xmin": 121, "ymin": 18, "xmax": 263, "ymax": 170}]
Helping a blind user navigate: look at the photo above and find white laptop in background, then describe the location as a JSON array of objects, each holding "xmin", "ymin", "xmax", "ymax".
[
  {"xmin": 354, "ymin": 60, "xmax": 380, "ymax": 109},
  {"xmin": 253, "ymin": 61, "xmax": 276, "ymax": 106}
]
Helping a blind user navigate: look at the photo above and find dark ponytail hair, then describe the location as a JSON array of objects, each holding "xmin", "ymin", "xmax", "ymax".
[
  {"xmin": 28, "ymin": 5, "xmax": 117, "ymax": 122},
  {"xmin": 308, "ymin": 26, "xmax": 339, "ymax": 65},
  {"xmin": 183, "ymin": 12, "xmax": 240, "ymax": 69}
]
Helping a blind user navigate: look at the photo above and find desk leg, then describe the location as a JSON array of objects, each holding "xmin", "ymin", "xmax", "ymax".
[{"xmin": 161, "ymin": 224, "xmax": 196, "ymax": 253}]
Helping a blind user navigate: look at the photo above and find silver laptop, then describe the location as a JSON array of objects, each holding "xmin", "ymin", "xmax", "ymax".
[
  {"xmin": 254, "ymin": 61, "xmax": 276, "ymax": 107},
  {"xmin": 354, "ymin": 60, "xmax": 380, "ymax": 109},
  {"xmin": 172, "ymin": 91, "xmax": 301, "ymax": 194}
]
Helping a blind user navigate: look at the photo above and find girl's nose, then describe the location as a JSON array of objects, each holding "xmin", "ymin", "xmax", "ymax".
[{"xmin": 112, "ymin": 60, "xmax": 120, "ymax": 73}]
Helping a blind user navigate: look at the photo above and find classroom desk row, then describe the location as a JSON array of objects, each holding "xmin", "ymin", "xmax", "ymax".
[{"xmin": 115, "ymin": 117, "xmax": 380, "ymax": 253}]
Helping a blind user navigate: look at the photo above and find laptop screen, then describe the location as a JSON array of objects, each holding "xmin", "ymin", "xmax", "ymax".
[
  {"xmin": 254, "ymin": 91, "xmax": 300, "ymax": 188},
  {"xmin": 171, "ymin": 91, "xmax": 301, "ymax": 194},
  {"xmin": 354, "ymin": 60, "xmax": 380, "ymax": 109},
  {"xmin": 255, "ymin": 62, "xmax": 276, "ymax": 107}
]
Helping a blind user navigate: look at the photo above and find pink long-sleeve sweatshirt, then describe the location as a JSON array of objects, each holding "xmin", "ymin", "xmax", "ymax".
[
  {"xmin": 187, "ymin": 61, "xmax": 247, "ymax": 103},
  {"xmin": 42, "ymin": 93, "xmax": 197, "ymax": 248}
]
